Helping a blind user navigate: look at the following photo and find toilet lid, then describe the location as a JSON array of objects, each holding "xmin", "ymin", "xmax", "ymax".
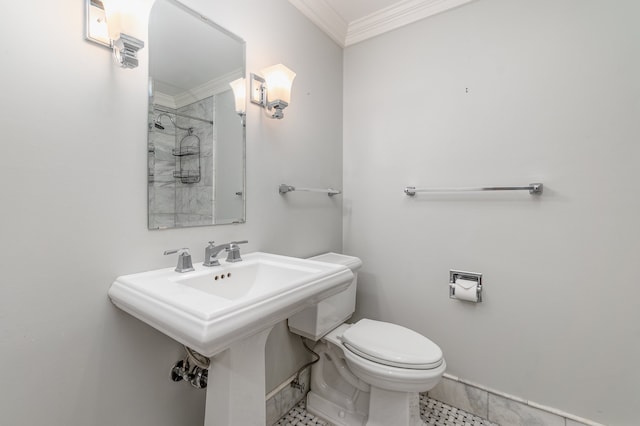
[{"xmin": 341, "ymin": 319, "xmax": 443, "ymax": 369}]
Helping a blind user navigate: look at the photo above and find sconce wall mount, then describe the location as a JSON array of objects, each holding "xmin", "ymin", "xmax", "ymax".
[
  {"xmin": 85, "ymin": 0, "xmax": 145, "ymax": 69},
  {"xmin": 112, "ymin": 34, "xmax": 145, "ymax": 69},
  {"xmin": 250, "ymin": 74, "xmax": 285, "ymax": 119}
]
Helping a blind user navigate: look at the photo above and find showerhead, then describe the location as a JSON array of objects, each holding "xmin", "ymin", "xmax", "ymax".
[
  {"xmin": 153, "ymin": 113, "xmax": 171, "ymax": 131},
  {"xmin": 153, "ymin": 112, "xmax": 194, "ymax": 132}
]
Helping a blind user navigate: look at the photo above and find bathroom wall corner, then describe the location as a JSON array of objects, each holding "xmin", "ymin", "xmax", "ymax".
[{"xmin": 266, "ymin": 367, "xmax": 311, "ymax": 426}]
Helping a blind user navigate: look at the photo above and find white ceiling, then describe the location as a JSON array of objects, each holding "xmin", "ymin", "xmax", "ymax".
[{"xmin": 288, "ymin": 0, "xmax": 477, "ymax": 47}]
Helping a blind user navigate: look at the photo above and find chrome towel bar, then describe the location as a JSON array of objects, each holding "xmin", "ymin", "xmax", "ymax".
[
  {"xmin": 279, "ymin": 184, "xmax": 341, "ymax": 197},
  {"xmin": 404, "ymin": 183, "xmax": 543, "ymax": 196}
]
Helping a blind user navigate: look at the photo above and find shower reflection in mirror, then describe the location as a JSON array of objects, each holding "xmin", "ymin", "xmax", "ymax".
[
  {"xmin": 147, "ymin": 0, "xmax": 246, "ymax": 230},
  {"xmin": 153, "ymin": 109, "xmax": 206, "ymax": 185}
]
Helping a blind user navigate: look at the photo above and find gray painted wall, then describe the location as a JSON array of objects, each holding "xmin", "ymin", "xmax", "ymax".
[
  {"xmin": 343, "ymin": 1, "xmax": 639, "ymax": 425},
  {"xmin": 0, "ymin": 0, "xmax": 342, "ymax": 424}
]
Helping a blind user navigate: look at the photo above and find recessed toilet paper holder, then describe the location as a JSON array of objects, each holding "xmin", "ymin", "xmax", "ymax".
[{"xmin": 449, "ymin": 270, "xmax": 483, "ymax": 302}]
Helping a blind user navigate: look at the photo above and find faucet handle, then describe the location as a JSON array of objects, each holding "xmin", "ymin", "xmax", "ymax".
[
  {"xmin": 164, "ymin": 248, "xmax": 195, "ymax": 273},
  {"xmin": 226, "ymin": 240, "xmax": 248, "ymax": 263}
]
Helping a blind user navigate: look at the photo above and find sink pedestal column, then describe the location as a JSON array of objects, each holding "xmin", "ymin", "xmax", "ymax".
[{"xmin": 204, "ymin": 327, "xmax": 273, "ymax": 426}]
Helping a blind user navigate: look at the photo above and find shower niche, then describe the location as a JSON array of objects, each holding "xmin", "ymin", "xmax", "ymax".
[{"xmin": 147, "ymin": 0, "xmax": 245, "ymax": 229}]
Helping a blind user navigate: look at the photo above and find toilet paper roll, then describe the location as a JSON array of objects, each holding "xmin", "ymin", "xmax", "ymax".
[{"xmin": 452, "ymin": 278, "xmax": 479, "ymax": 302}]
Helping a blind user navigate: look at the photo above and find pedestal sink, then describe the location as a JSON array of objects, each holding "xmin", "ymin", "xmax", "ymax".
[{"xmin": 109, "ymin": 252, "xmax": 353, "ymax": 425}]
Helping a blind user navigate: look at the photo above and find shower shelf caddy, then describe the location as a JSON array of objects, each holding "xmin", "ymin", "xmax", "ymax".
[
  {"xmin": 172, "ymin": 146, "xmax": 200, "ymax": 157},
  {"xmin": 172, "ymin": 128, "xmax": 201, "ymax": 184}
]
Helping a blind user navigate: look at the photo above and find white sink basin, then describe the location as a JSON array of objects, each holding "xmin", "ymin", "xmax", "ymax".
[{"xmin": 108, "ymin": 252, "xmax": 353, "ymax": 356}]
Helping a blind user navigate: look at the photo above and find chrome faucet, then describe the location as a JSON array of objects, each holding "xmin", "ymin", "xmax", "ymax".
[
  {"xmin": 204, "ymin": 240, "xmax": 248, "ymax": 267},
  {"xmin": 164, "ymin": 248, "xmax": 195, "ymax": 273}
]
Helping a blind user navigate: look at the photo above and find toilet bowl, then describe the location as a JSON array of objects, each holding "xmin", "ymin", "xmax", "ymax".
[{"xmin": 288, "ymin": 253, "xmax": 446, "ymax": 426}]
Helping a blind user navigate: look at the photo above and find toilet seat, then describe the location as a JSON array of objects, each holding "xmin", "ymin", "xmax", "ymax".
[
  {"xmin": 341, "ymin": 319, "xmax": 443, "ymax": 369},
  {"xmin": 341, "ymin": 335, "xmax": 447, "ymax": 393}
]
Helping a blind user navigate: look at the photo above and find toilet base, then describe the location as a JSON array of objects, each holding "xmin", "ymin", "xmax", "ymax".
[
  {"xmin": 307, "ymin": 391, "xmax": 367, "ymax": 426},
  {"xmin": 367, "ymin": 387, "xmax": 424, "ymax": 426},
  {"xmin": 307, "ymin": 387, "xmax": 425, "ymax": 426}
]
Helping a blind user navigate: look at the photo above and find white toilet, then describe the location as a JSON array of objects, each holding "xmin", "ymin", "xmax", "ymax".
[{"xmin": 288, "ymin": 253, "xmax": 446, "ymax": 426}]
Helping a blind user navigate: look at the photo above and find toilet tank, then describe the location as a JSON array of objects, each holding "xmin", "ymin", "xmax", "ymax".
[{"xmin": 288, "ymin": 253, "xmax": 363, "ymax": 341}]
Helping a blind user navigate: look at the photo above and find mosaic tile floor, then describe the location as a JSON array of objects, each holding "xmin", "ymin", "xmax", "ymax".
[{"xmin": 275, "ymin": 394, "xmax": 499, "ymax": 426}]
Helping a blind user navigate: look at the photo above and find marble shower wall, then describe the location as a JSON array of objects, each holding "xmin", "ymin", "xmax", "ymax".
[
  {"xmin": 148, "ymin": 96, "xmax": 215, "ymax": 229},
  {"xmin": 148, "ymin": 106, "xmax": 178, "ymax": 229},
  {"xmin": 175, "ymin": 96, "xmax": 214, "ymax": 227}
]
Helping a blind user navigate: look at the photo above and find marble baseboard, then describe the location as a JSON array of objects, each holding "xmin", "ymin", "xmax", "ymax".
[
  {"xmin": 428, "ymin": 373, "xmax": 489, "ymax": 419},
  {"xmin": 268, "ymin": 370, "xmax": 597, "ymax": 426},
  {"xmin": 266, "ymin": 367, "xmax": 311, "ymax": 426},
  {"xmin": 488, "ymin": 393, "xmax": 564, "ymax": 426},
  {"xmin": 428, "ymin": 374, "xmax": 601, "ymax": 426}
]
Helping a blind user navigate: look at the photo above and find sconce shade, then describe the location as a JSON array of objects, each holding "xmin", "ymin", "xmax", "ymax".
[
  {"xmin": 102, "ymin": 0, "xmax": 145, "ymax": 40},
  {"xmin": 261, "ymin": 64, "xmax": 296, "ymax": 105},
  {"xmin": 229, "ymin": 78, "xmax": 247, "ymax": 115}
]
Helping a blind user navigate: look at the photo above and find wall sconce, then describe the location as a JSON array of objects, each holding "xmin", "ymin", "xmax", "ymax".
[
  {"xmin": 229, "ymin": 78, "xmax": 247, "ymax": 126},
  {"xmin": 85, "ymin": 0, "xmax": 145, "ymax": 69},
  {"xmin": 250, "ymin": 64, "xmax": 296, "ymax": 119}
]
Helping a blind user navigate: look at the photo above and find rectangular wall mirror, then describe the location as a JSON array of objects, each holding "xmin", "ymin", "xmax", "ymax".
[{"xmin": 148, "ymin": 0, "xmax": 246, "ymax": 229}]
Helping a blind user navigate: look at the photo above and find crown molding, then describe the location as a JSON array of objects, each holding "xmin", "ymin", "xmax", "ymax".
[
  {"xmin": 288, "ymin": 0, "xmax": 348, "ymax": 47},
  {"xmin": 346, "ymin": 0, "xmax": 475, "ymax": 46},
  {"xmin": 154, "ymin": 69, "xmax": 244, "ymax": 110},
  {"xmin": 174, "ymin": 68, "xmax": 243, "ymax": 109},
  {"xmin": 153, "ymin": 92, "xmax": 177, "ymax": 109},
  {"xmin": 289, "ymin": 0, "xmax": 475, "ymax": 47}
]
